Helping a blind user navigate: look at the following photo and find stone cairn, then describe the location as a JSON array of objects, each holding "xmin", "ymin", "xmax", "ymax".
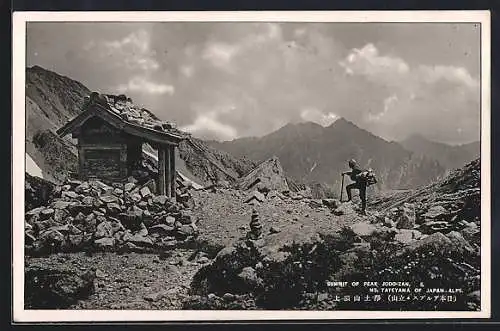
[{"xmin": 247, "ymin": 209, "xmax": 263, "ymax": 240}]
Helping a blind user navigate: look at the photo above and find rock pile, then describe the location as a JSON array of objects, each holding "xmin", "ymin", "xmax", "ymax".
[
  {"xmin": 25, "ymin": 177, "xmax": 199, "ymax": 255},
  {"xmin": 246, "ymin": 209, "xmax": 263, "ymax": 240},
  {"xmin": 368, "ymin": 159, "xmax": 481, "ymax": 249},
  {"xmin": 25, "ymin": 173, "xmax": 55, "ymax": 211}
]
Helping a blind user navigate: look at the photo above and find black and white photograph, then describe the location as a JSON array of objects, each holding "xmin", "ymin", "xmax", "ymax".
[{"xmin": 12, "ymin": 11, "xmax": 491, "ymax": 321}]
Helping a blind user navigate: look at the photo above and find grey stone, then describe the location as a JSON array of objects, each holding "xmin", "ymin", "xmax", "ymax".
[
  {"xmin": 164, "ymin": 216, "xmax": 176, "ymax": 226},
  {"xmin": 62, "ymin": 191, "xmax": 79, "ymax": 199},
  {"xmin": 149, "ymin": 224, "xmax": 175, "ymax": 235},
  {"xmin": 106, "ymin": 202, "xmax": 122, "ymax": 214},
  {"xmin": 350, "ymin": 222, "xmax": 377, "ymax": 237},
  {"xmin": 245, "ymin": 190, "xmax": 265, "ymax": 203},
  {"xmin": 124, "ymin": 182, "xmax": 135, "ymax": 192},
  {"xmin": 140, "ymin": 186, "xmax": 152, "ymax": 198},
  {"xmin": 100, "ymin": 195, "xmax": 118, "ymax": 204},
  {"xmin": 237, "ymin": 266, "xmax": 262, "ymax": 290},
  {"xmin": 52, "ymin": 200, "xmax": 71, "ymax": 210},
  {"xmin": 153, "ymin": 195, "xmax": 169, "ymax": 205},
  {"xmin": 422, "ymin": 205, "xmax": 448, "ymax": 220},
  {"xmin": 95, "ymin": 220, "xmax": 113, "ymax": 239},
  {"xmin": 94, "ymin": 237, "xmax": 115, "ymax": 249},
  {"xmin": 396, "ymin": 203, "xmax": 416, "ymax": 230}
]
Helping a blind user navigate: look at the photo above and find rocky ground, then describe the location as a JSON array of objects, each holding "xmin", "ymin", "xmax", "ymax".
[
  {"xmin": 26, "ymin": 250, "xmax": 202, "ymax": 310},
  {"xmin": 24, "ymin": 159, "xmax": 481, "ymax": 311}
]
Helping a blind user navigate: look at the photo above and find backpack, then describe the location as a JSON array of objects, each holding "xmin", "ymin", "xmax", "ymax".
[{"xmin": 357, "ymin": 168, "xmax": 378, "ymax": 186}]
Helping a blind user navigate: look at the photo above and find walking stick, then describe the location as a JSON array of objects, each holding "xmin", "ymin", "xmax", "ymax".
[{"xmin": 340, "ymin": 173, "xmax": 345, "ymax": 202}]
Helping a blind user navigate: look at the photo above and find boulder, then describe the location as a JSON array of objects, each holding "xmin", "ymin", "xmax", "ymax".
[
  {"xmin": 460, "ymin": 226, "xmax": 480, "ymax": 246},
  {"xmin": 127, "ymin": 176, "xmax": 138, "ymax": 184},
  {"xmin": 52, "ymin": 200, "xmax": 70, "ymax": 210},
  {"xmin": 53, "ymin": 209, "xmax": 67, "ymax": 223},
  {"xmin": 100, "ymin": 195, "xmax": 118, "ymax": 204},
  {"xmin": 237, "ymin": 267, "xmax": 263, "ymax": 291},
  {"xmin": 404, "ymin": 232, "xmax": 473, "ymax": 255},
  {"xmin": 73, "ymin": 211, "xmax": 86, "ymax": 224},
  {"xmin": 332, "ymin": 201, "xmax": 357, "ymax": 216},
  {"xmin": 95, "ymin": 220, "xmax": 113, "ymax": 239},
  {"xmin": 75, "ymin": 182, "xmax": 90, "ymax": 194},
  {"xmin": 61, "ymin": 191, "xmax": 79, "ymax": 200},
  {"xmin": 237, "ymin": 156, "xmax": 289, "ymax": 193},
  {"xmin": 179, "ymin": 210, "xmax": 193, "ymax": 225},
  {"xmin": 245, "ymin": 191, "xmax": 265, "ymax": 204},
  {"xmin": 422, "ymin": 205, "xmax": 448, "ymax": 220},
  {"xmin": 153, "ymin": 195, "xmax": 169, "ymax": 205},
  {"xmin": 445, "ymin": 231, "xmax": 475, "ymax": 254},
  {"xmin": 124, "ymin": 182, "xmax": 136, "ymax": 192},
  {"xmin": 81, "ymin": 196, "xmax": 95, "ymax": 206},
  {"xmin": 106, "ymin": 202, "xmax": 122, "ymax": 215},
  {"xmin": 67, "ymin": 179, "xmax": 83, "ymax": 187},
  {"xmin": 269, "ymin": 226, "xmax": 281, "ymax": 234},
  {"xmin": 163, "ymin": 216, "xmax": 176, "ymax": 226},
  {"xmin": 40, "ymin": 208, "xmax": 55, "ymax": 219},
  {"xmin": 140, "ymin": 186, "xmax": 152, "ymax": 198},
  {"xmin": 350, "ymin": 222, "xmax": 377, "ymax": 237},
  {"xmin": 177, "ymin": 224, "xmax": 196, "ymax": 236},
  {"xmin": 149, "ymin": 224, "xmax": 175, "ymax": 235},
  {"xmin": 131, "ymin": 193, "xmax": 142, "ymax": 203},
  {"xmin": 419, "ymin": 220, "xmax": 451, "ymax": 234},
  {"xmin": 67, "ymin": 203, "xmax": 93, "ymax": 216},
  {"xmin": 395, "ymin": 203, "xmax": 416, "ymax": 230},
  {"xmin": 94, "ymin": 237, "xmax": 115, "ymax": 250},
  {"xmin": 26, "ymin": 206, "xmax": 45, "ymax": 216},
  {"xmin": 137, "ymin": 222, "xmax": 148, "ymax": 236},
  {"xmin": 38, "ymin": 229, "xmax": 65, "ymax": 250},
  {"xmin": 109, "ymin": 217, "xmax": 125, "ymax": 234},
  {"xmin": 25, "ymin": 232, "xmax": 37, "ymax": 245},
  {"xmin": 129, "ymin": 234, "xmax": 154, "ymax": 247},
  {"xmin": 394, "ymin": 229, "xmax": 422, "ymax": 244}
]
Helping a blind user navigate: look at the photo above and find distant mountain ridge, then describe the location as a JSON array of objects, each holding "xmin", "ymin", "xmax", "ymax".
[
  {"xmin": 400, "ymin": 133, "xmax": 480, "ymax": 172},
  {"xmin": 25, "ymin": 65, "xmax": 466, "ymax": 195},
  {"xmin": 210, "ymin": 118, "xmax": 447, "ymax": 192}
]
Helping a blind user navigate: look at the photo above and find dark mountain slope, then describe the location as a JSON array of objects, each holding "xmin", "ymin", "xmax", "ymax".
[
  {"xmin": 25, "ymin": 65, "xmax": 255, "ymax": 185},
  {"xmin": 400, "ymin": 133, "xmax": 480, "ymax": 172},
  {"xmin": 211, "ymin": 118, "xmax": 446, "ymax": 192}
]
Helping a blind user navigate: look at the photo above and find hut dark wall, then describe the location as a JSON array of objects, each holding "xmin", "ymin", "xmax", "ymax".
[{"xmin": 74, "ymin": 116, "xmax": 143, "ymax": 181}]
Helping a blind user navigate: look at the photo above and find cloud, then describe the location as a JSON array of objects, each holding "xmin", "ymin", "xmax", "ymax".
[
  {"xmin": 337, "ymin": 42, "xmax": 480, "ymax": 143},
  {"xmin": 180, "ymin": 111, "xmax": 238, "ymax": 141},
  {"xmin": 180, "ymin": 65, "xmax": 195, "ymax": 78},
  {"xmin": 367, "ymin": 94, "xmax": 398, "ymax": 122},
  {"xmin": 340, "ymin": 43, "xmax": 409, "ymax": 76},
  {"xmin": 87, "ymin": 29, "xmax": 159, "ymax": 72},
  {"xmin": 27, "ymin": 22, "xmax": 480, "ymax": 145},
  {"xmin": 300, "ymin": 108, "xmax": 338, "ymax": 127},
  {"xmin": 116, "ymin": 76, "xmax": 175, "ymax": 95},
  {"xmin": 201, "ymin": 23, "xmax": 283, "ymax": 71},
  {"xmin": 202, "ymin": 42, "xmax": 238, "ymax": 69}
]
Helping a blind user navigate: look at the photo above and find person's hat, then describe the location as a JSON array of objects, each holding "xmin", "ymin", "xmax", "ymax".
[{"xmin": 348, "ymin": 159, "xmax": 357, "ymax": 167}]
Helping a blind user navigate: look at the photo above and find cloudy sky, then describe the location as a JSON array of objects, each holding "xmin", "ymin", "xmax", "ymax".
[{"xmin": 26, "ymin": 22, "xmax": 481, "ymax": 144}]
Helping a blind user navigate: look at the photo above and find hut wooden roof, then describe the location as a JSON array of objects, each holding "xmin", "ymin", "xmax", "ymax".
[{"xmin": 56, "ymin": 92, "xmax": 188, "ymax": 145}]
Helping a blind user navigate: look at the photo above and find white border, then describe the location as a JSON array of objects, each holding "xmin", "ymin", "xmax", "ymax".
[{"xmin": 12, "ymin": 10, "xmax": 491, "ymax": 322}]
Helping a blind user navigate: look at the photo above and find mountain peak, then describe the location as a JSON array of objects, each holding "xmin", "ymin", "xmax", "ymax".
[{"xmin": 327, "ymin": 117, "xmax": 357, "ymax": 129}]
